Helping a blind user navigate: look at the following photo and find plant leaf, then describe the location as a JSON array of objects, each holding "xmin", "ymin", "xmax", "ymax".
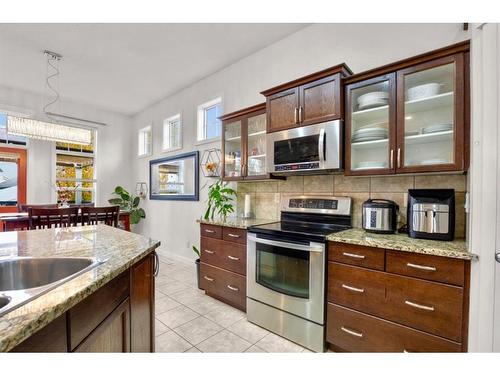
[
  {"xmin": 108, "ymin": 198, "xmax": 123, "ymax": 205},
  {"xmin": 130, "ymin": 210, "xmax": 141, "ymax": 224},
  {"xmin": 133, "ymin": 196, "xmax": 140, "ymax": 207},
  {"xmin": 138, "ymin": 208, "xmax": 146, "ymax": 218}
]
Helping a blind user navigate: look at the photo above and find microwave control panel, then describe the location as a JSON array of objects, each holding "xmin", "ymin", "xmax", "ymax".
[{"xmin": 275, "ymin": 162, "xmax": 319, "ymax": 172}]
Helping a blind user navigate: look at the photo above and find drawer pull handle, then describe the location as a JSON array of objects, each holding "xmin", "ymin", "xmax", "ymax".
[
  {"xmin": 203, "ymin": 276, "xmax": 214, "ymax": 282},
  {"xmin": 406, "ymin": 263, "xmax": 436, "ymax": 272},
  {"xmin": 342, "ymin": 252, "xmax": 365, "ymax": 259},
  {"xmin": 204, "ymin": 249, "xmax": 215, "ymax": 254},
  {"xmin": 227, "ymin": 233, "xmax": 240, "ymax": 238},
  {"xmin": 204, "ymin": 229, "xmax": 215, "ymax": 233},
  {"xmin": 341, "ymin": 326, "xmax": 363, "ymax": 338},
  {"xmin": 405, "ymin": 300, "xmax": 435, "ymax": 311},
  {"xmin": 227, "ymin": 284, "xmax": 239, "ymax": 291},
  {"xmin": 341, "ymin": 284, "xmax": 364, "ymax": 293},
  {"xmin": 227, "ymin": 255, "xmax": 240, "ymax": 261}
]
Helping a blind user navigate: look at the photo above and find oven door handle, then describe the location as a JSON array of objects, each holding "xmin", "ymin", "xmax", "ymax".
[
  {"xmin": 318, "ymin": 127, "xmax": 325, "ymax": 164},
  {"xmin": 249, "ymin": 236, "xmax": 323, "ymax": 253}
]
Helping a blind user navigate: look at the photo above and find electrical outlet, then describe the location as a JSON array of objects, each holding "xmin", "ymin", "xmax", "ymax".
[{"xmin": 403, "ymin": 193, "xmax": 408, "ymax": 208}]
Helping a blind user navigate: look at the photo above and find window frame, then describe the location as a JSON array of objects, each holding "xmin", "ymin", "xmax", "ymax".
[
  {"xmin": 196, "ymin": 97, "xmax": 222, "ymax": 144},
  {"xmin": 138, "ymin": 124, "xmax": 153, "ymax": 158},
  {"xmin": 0, "ymin": 110, "xmax": 30, "ymax": 149},
  {"xmin": 162, "ymin": 113, "xmax": 183, "ymax": 153},
  {"xmin": 53, "ymin": 129, "xmax": 97, "ymax": 205}
]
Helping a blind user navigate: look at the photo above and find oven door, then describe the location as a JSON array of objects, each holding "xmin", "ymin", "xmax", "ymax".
[
  {"xmin": 266, "ymin": 120, "xmax": 341, "ymax": 173},
  {"xmin": 247, "ymin": 232, "xmax": 325, "ymax": 324}
]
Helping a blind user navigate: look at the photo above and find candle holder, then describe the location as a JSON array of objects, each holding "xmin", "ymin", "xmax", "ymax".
[
  {"xmin": 200, "ymin": 148, "xmax": 221, "ymax": 178},
  {"xmin": 135, "ymin": 182, "xmax": 148, "ymax": 199}
]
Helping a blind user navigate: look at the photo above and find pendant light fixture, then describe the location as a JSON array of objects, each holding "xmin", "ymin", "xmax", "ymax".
[{"xmin": 6, "ymin": 50, "xmax": 94, "ymax": 145}]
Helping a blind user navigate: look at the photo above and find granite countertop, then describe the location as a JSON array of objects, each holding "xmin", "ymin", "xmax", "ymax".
[
  {"xmin": 0, "ymin": 225, "xmax": 160, "ymax": 352},
  {"xmin": 327, "ymin": 228, "xmax": 476, "ymax": 261},
  {"xmin": 197, "ymin": 217, "xmax": 278, "ymax": 229}
]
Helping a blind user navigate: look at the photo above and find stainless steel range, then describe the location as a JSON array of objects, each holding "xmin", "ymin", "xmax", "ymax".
[{"xmin": 246, "ymin": 195, "xmax": 352, "ymax": 352}]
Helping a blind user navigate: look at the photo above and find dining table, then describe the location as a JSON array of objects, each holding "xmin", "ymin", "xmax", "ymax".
[{"xmin": 0, "ymin": 210, "xmax": 131, "ymax": 232}]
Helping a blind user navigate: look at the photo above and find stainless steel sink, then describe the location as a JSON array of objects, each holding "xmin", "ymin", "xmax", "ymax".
[{"xmin": 0, "ymin": 257, "xmax": 105, "ymax": 317}]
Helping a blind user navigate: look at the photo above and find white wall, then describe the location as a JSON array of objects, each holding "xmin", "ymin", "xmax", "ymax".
[
  {"xmin": 131, "ymin": 23, "xmax": 470, "ymax": 262},
  {"xmin": 0, "ymin": 84, "xmax": 133, "ymax": 205}
]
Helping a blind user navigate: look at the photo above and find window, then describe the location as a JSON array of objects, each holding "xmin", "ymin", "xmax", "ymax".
[
  {"xmin": 55, "ymin": 132, "xmax": 96, "ymax": 205},
  {"xmin": 197, "ymin": 98, "xmax": 222, "ymax": 142},
  {"xmin": 0, "ymin": 147, "xmax": 27, "ymax": 211},
  {"xmin": 0, "ymin": 113, "xmax": 27, "ymax": 146},
  {"xmin": 138, "ymin": 125, "xmax": 152, "ymax": 157},
  {"xmin": 163, "ymin": 114, "xmax": 182, "ymax": 152}
]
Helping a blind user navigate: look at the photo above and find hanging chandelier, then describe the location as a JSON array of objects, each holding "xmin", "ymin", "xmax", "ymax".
[{"xmin": 6, "ymin": 50, "xmax": 93, "ymax": 145}]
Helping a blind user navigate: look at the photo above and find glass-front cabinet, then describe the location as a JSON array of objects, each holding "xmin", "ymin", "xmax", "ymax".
[
  {"xmin": 345, "ymin": 49, "xmax": 468, "ymax": 175},
  {"xmin": 221, "ymin": 103, "xmax": 270, "ymax": 180}
]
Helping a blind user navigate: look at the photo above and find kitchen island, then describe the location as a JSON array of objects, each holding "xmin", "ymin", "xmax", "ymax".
[{"xmin": 0, "ymin": 224, "xmax": 160, "ymax": 352}]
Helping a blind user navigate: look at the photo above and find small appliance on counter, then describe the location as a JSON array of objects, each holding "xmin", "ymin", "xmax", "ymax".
[
  {"xmin": 407, "ymin": 189, "xmax": 455, "ymax": 241},
  {"xmin": 362, "ymin": 199, "xmax": 399, "ymax": 234}
]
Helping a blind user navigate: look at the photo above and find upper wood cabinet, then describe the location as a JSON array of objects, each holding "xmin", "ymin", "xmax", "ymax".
[
  {"xmin": 345, "ymin": 41, "xmax": 470, "ymax": 176},
  {"xmin": 261, "ymin": 64, "xmax": 352, "ymax": 133},
  {"xmin": 220, "ymin": 103, "xmax": 270, "ymax": 181}
]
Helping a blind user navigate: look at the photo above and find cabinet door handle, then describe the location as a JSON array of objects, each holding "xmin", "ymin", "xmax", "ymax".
[
  {"xmin": 204, "ymin": 229, "xmax": 215, "ymax": 234},
  {"xmin": 405, "ymin": 300, "xmax": 435, "ymax": 311},
  {"xmin": 227, "ymin": 233, "xmax": 240, "ymax": 238},
  {"xmin": 204, "ymin": 249, "xmax": 215, "ymax": 254},
  {"xmin": 153, "ymin": 252, "xmax": 160, "ymax": 277},
  {"xmin": 342, "ymin": 284, "xmax": 364, "ymax": 293},
  {"xmin": 204, "ymin": 276, "xmax": 214, "ymax": 282},
  {"xmin": 299, "ymin": 106, "xmax": 303, "ymax": 123},
  {"xmin": 294, "ymin": 107, "xmax": 299, "ymax": 124},
  {"xmin": 406, "ymin": 262, "xmax": 436, "ymax": 272},
  {"xmin": 227, "ymin": 255, "xmax": 240, "ymax": 261},
  {"xmin": 341, "ymin": 326, "xmax": 363, "ymax": 338},
  {"xmin": 342, "ymin": 252, "xmax": 365, "ymax": 259},
  {"xmin": 397, "ymin": 148, "xmax": 401, "ymax": 168},
  {"xmin": 390, "ymin": 149, "xmax": 394, "ymax": 169},
  {"xmin": 227, "ymin": 284, "xmax": 239, "ymax": 291}
]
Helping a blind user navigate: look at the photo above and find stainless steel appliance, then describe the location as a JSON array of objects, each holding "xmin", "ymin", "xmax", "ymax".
[
  {"xmin": 266, "ymin": 121, "xmax": 342, "ymax": 174},
  {"xmin": 407, "ymin": 189, "xmax": 455, "ymax": 241},
  {"xmin": 362, "ymin": 199, "xmax": 399, "ymax": 234},
  {"xmin": 247, "ymin": 196, "xmax": 352, "ymax": 352}
]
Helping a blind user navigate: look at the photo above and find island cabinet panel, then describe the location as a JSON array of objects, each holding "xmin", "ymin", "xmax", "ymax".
[
  {"xmin": 326, "ymin": 241, "xmax": 470, "ymax": 352},
  {"xmin": 326, "ymin": 303, "xmax": 461, "ymax": 353},
  {"xmin": 68, "ymin": 270, "xmax": 130, "ymax": 350},
  {"xmin": 130, "ymin": 253, "xmax": 155, "ymax": 352},
  {"xmin": 74, "ymin": 299, "xmax": 130, "ymax": 353},
  {"xmin": 10, "ymin": 314, "xmax": 68, "ymax": 352},
  {"xmin": 261, "ymin": 64, "xmax": 352, "ymax": 133},
  {"xmin": 200, "ymin": 223, "xmax": 247, "ymax": 311}
]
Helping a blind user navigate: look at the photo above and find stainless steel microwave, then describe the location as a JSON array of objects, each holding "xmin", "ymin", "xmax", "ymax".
[{"xmin": 266, "ymin": 120, "xmax": 342, "ymax": 174}]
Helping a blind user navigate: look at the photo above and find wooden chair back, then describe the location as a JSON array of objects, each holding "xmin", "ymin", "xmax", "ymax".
[
  {"xmin": 18, "ymin": 203, "xmax": 58, "ymax": 213},
  {"xmin": 80, "ymin": 206, "xmax": 120, "ymax": 227},
  {"xmin": 28, "ymin": 207, "xmax": 79, "ymax": 230}
]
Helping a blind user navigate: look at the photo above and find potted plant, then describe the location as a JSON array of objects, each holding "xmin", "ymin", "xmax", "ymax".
[
  {"xmin": 203, "ymin": 179, "xmax": 237, "ymax": 222},
  {"xmin": 108, "ymin": 186, "xmax": 146, "ymax": 225},
  {"xmin": 192, "ymin": 245, "xmax": 202, "ymax": 290}
]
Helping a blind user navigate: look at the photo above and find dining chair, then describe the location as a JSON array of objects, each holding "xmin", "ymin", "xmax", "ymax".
[
  {"xmin": 18, "ymin": 203, "xmax": 58, "ymax": 213},
  {"xmin": 28, "ymin": 207, "xmax": 79, "ymax": 230},
  {"xmin": 80, "ymin": 206, "xmax": 120, "ymax": 228}
]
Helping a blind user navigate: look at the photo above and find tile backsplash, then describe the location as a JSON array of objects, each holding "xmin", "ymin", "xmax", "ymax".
[{"xmin": 235, "ymin": 174, "xmax": 467, "ymax": 239}]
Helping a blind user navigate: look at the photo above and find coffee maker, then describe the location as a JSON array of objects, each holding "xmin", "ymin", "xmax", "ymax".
[{"xmin": 407, "ymin": 189, "xmax": 455, "ymax": 241}]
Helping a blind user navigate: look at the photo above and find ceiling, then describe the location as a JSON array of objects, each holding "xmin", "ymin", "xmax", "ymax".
[{"xmin": 0, "ymin": 24, "xmax": 308, "ymax": 116}]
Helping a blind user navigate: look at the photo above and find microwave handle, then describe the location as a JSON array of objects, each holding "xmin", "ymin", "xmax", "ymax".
[
  {"xmin": 318, "ymin": 128, "xmax": 325, "ymax": 163},
  {"xmin": 248, "ymin": 235, "xmax": 323, "ymax": 253}
]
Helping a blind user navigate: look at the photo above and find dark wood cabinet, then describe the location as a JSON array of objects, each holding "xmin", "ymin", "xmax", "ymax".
[
  {"xmin": 261, "ymin": 64, "xmax": 352, "ymax": 133},
  {"xmin": 326, "ymin": 241, "xmax": 470, "ymax": 352},
  {"xmin": 130, "ymin": 253, "xmax": 155, "ymax": 352},
  {"xmin": 11, "ymin": 252, "xmax": 155, "ymax": 352},
  {"xmin": 199, "ymin": 223, "xmax": 247, "ymax": 311},
  {"xmin": 345, "ymin": 41, "xmax": 469, "ymax": 176},
  {"xmin": 220, "ymin": 103, "xmax": 273, "ymax": 181}
]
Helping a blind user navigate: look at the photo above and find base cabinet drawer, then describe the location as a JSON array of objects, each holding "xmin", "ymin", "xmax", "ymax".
[
  {"xmin": 327, "ymin": 303, "xmax": 462, "ymax": 352},
  {"xmin": 200, "ymin": 236, "xmax": 246, "ymax": 275},
  {"xmin": 200, "ymin": 262, "xmax": 246, "ymax": 311},
  {"xmin": 329, "ymin": 242, "xmax": 385, "ymax": 271},
  {"xmin": 200, "ymin": 224, "xmax": 223, "ymax": 239},
  {"xmin": 222, "ymin": 227, "xmax": 247, "ymax": 245}
]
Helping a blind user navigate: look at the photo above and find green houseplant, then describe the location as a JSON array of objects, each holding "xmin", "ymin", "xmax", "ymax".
[
  {"xmin": 203, "ymin": 179, "xmax": 237, "ymax": 222},
  {"xmin": 108, "ymin": 186, "xmax": 146, "ymax": 225}
]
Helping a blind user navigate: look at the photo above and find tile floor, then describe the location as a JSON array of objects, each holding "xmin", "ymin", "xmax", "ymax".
[{"xmin": 154, "ymin": 254, "xmax": 314, "ymax": 353}]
